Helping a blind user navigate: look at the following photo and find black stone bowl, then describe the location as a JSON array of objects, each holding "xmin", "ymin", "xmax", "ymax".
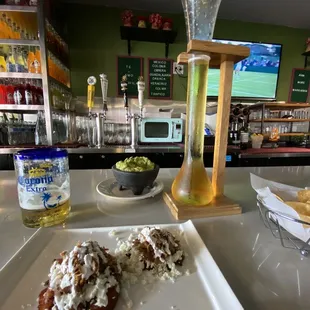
[{"xmin": 112, "ymin": 165, "xmax": 160, "ymax": 195}]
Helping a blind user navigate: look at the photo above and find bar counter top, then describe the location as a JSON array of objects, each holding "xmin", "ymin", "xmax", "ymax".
[
  {"xmin": 1, "ymin": 167, "xmax": 310, "ymax": 309},
  {"xmin": 0, "ymin": 145, "xmax": 240, "ymax": 154},
  {"xmin": 240, "ymin": 146, "xmax": 310, "ymax": 158},
  {"xmin": 1, "ymin": 145, "xmax": 310, "ymax": 157}
]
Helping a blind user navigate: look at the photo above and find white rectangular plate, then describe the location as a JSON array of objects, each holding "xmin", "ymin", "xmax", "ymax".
[{"xmin": 0, "ymin": 221, "xmax": 242, "ymax": 310}]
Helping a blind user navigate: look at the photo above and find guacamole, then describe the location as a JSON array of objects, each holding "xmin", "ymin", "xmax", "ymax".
[{"xmin": 115, "ymin": 156, "xmax": 155, "ymax": 172}]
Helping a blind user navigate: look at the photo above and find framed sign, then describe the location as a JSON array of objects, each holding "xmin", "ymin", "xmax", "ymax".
[
  {"xmin": 117, "ymin": 56, "xmax": 143, "ymax": 97},
  {"xmin": 148, "ymin": 58, "xmax": 173, "ymax": 99},
  {"xmin": 288, "ymin": 68, "xmax": 310, "ymax": 103}
]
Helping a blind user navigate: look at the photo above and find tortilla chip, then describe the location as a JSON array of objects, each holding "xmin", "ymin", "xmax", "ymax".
[
  {"xmin": 272, "ymin": 193, "xmax": 284, "ymax": 202},
  {"xmin": 297, "ymin": 190, "xmax": 310, "ymax": 203},
  {"xmin": 285, "ymin": 201, "xmax": 310, "ymax": 227}
]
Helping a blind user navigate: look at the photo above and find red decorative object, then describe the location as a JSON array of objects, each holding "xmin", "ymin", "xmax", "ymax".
[
  {"xmin": 163, "ymin": 18, "xmax": 173, "ymax": 31},
  {"xmin": 121, "ymin": 10, "xmax": 134, "ymax": 27},
  {"xmin": 137, "ymin": 16, "xmax": 147, "ymax": 28},
  {"xmin": 149, "ymin": 13, "xmax": 163, "ymax": 30}
]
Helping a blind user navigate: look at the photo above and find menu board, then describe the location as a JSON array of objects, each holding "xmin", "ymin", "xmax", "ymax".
[
  {"xmin": 117, "ymin": 56, "xmax": 143, "ymax": 97},
  {"xmin": 148, "ymin": 58, "xmax": 173, "ymax": 99},
  {"xmin": 288, "ymin": 68, "xmax": 310, "ymax": 102}
]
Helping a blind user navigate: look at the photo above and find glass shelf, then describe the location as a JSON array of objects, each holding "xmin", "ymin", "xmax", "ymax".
[
  {"xmin": 0, "ymin": 39, "xmax": 39, "ymax": 46},
  {"xmin": 49, "ymin": 76, "xmax": 71, "ymax": 92},
  {"xmin": 0, "ymin": 72, "xmax": 42, "ymax": 79},
  {"xmin": 0, "ymin": 104, "xmax": 44, "ymax": 112},
  {"xmin": 0, "ymin": 5, "xmax": 37, "ymax": 13}
]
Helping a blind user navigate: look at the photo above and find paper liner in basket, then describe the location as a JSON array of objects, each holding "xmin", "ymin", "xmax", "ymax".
[{"xmin": 250, "ymin": 173, "xmax": 310, "ymax": 243}]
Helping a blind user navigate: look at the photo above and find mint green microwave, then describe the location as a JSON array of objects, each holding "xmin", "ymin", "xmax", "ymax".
[{"xmin": 140, "ymin": 118, "xmax": 183, "ymax": 143}]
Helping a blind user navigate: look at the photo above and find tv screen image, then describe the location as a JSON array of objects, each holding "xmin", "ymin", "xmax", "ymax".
[{"xmin": 208, "ymin": 39, "xmax": 282, "ymax": 99}]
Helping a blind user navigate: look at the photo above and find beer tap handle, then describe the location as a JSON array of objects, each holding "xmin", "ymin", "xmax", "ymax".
[
  {"xmin": 87, "ymin": 76, "xmax": 97, "ymax": 113},
  {"xmin": 99, "ymin": 73, "xmax": 108, "ymax": 112},
  {"xmin": 121, "ymin": 75, "xmax": 128, "ymax": 108},
  {"xmin": 137, "ymin": 76, "xmax": 145, "ymax": 117}
]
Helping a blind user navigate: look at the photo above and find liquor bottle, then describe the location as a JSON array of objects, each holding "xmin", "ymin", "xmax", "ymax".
[
  {"xmin": 35, "ymin": 111, "xmax": 47, "ymax": 145},
  {"xmin": 36, "ymin": 85, "xmax": 44, "ymax": 105},
  {"xmin": 6, "ymin": 47, "xmax": 16, "ymax": 72},
  {"xmin": 0, "ymin": 111, "xmax": 8, "ymax": 146},
  {"xmin": 22, "ymin": 48, "xmax": 28, "ymax": 72},
  {"xmin": 232, "ymin": 106, "xmax": 240, "ymax": 116},
  {"xmin": 0, "ymin": 84, "xmax": 7, "ymax": 104},
  {"xmin": 229, "ymin": 114, "xmax": 236, "ymax": 123},
  {"xmin": 28, "ymin": 0, "xmax": 38, "ymax": 5},
  {"xmin": 228, "ymin": 120, "xmax": 235, "ymax": 145},
  {"xmin": 25, "ymin": 83, "xmax": 33, "ymax": 105},
  {"xmin": 237, "ymin": 116, "xmax": 244, "ymax": 124},
  {"xmin": 242, "ymin": 107, "xmax": 250, "ymax": 116},
  {"xmin": 15, "ymin": 47, "xmax": 25, "ymax": 72},
  {"xmin": 6, "ymin": 84, "xmax": 14, "ymax": 104},
  {"xmin": 27, "ymin": 49, "xmax": 35, "ymax": 73},
  {"xmin": 14, "ymin": 83, "xmax": 25, "ymax": 104},
  {"xmin": 34, "ymin": 48, "xmax": 41, "ymax": 74},
  {"xmin": 0, "ymin": 56, "xmax": 6, "ymax": 72},
  {"xmin": 240, "ymin": 120, "xmax": 249, "ymax": 150},
  {"xmin": 233, "ymin": 122, "xmax": 240, "ymax": 147},
  {"xmin": 31, "ymin": 83, "xmax": 38, "ymax": 105}
]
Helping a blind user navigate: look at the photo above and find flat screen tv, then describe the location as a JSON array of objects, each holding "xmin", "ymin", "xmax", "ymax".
[{"xmin": 208, "ymin": 39, "xmax": 282, "ymax": 100}]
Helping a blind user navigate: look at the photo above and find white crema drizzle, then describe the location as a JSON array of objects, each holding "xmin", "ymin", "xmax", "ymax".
[
  {"xmin": 138, "ymin": 227, "xmax": 180, "ymax": 262},
  {"xmin": 47, "ymin": 241, "xmax": 120, "ymax": 310}
]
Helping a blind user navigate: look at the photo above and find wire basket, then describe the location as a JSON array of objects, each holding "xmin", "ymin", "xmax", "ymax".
[{"xmin": 257, "ymin": 196, "xmax": 310, "ymax": 257}]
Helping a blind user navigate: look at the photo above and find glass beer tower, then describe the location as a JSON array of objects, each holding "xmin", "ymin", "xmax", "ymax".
[{"xmin": 171, "ymin": 0, "xmax": 222, "ymax": 206}]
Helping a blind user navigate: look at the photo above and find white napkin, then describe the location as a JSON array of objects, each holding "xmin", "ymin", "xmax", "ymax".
[{"xmin": 250, "ymin": 173, "xmax": 310, "ymax": 243}]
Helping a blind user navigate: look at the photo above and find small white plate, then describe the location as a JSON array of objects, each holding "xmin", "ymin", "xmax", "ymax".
[{"xmin": 96, "ymin": 179, "xmax": 164, "ymax": 201}]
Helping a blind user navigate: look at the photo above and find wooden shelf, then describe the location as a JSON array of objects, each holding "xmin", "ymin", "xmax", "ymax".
[
  {"xmin": 120, "ymin": 26, "xmax": 177, "ymax": 44},
  {"xmin": 266, "ymin": 103, "xmax": 310, "ymax": 109},
  {"xmin": 280, "ymin": 133, "xmax": 310, "ymax": 136},
  {"xmin": 248, "ymin": 103, "xmax": 310, "ymax": 110},
  {"xmin": 264, "ymin": 132, "xmax": 310, "ymax": 139},
  {"xmin": 263, "ymin": 133, "xmax": 310, "ymax": 137},
  {"xmin": 120, "ymin": 26, "xmax": 177, "ymax": 58},
  {"xmin": 250, "ymin": 118, "xmax": 310, "ymax": 122}
]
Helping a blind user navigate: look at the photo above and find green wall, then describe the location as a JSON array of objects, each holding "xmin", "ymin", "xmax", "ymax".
[{"xmin": 66, "ymin": 5, "xmax": 309, "ymax": 101}]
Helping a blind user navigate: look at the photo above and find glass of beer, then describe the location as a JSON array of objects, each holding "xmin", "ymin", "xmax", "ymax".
[{"xmin": 14, "ymin": 148, "xmax": 71, "ymax": 228}]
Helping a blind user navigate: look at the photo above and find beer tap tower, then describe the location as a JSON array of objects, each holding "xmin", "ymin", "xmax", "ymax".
[
  {"xmin": 121, "ymin": 75, "xmax": 130, "ymax": 122},
  {"xmin": 87, "ymin": 76, "xmax": 97, "ymax": 147},
  {"xmin": 137, "ymin": 76, "xmax": 145, "ymax": 118},
  {"xmin": 120, "ymin": 75, "xmax": 145, "ymax": 148},
  {"xmin": 87, "ymin": 74, "xmax": 109, "ymax": 148},
  {"xmin": 100, "ymin": 73, "xmax": 109, "ymax": 121}
]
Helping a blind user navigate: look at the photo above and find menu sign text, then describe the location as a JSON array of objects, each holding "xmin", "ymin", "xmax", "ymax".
[
  {"xmin": 288, "ymin": 68, "xmax": 310, "ymax": 103},
  {"xmin": 117, "ymin": 56, "xmax": 143, "ymax": 97},
  {"xmin": 148, "ymin": 58, "xmax": 173, "ymax": 99}
]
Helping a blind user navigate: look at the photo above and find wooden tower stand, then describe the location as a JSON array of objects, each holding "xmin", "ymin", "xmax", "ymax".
[{"xmin": 164, "ymin": 40, "xmax": 250, "ymax": 220}]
